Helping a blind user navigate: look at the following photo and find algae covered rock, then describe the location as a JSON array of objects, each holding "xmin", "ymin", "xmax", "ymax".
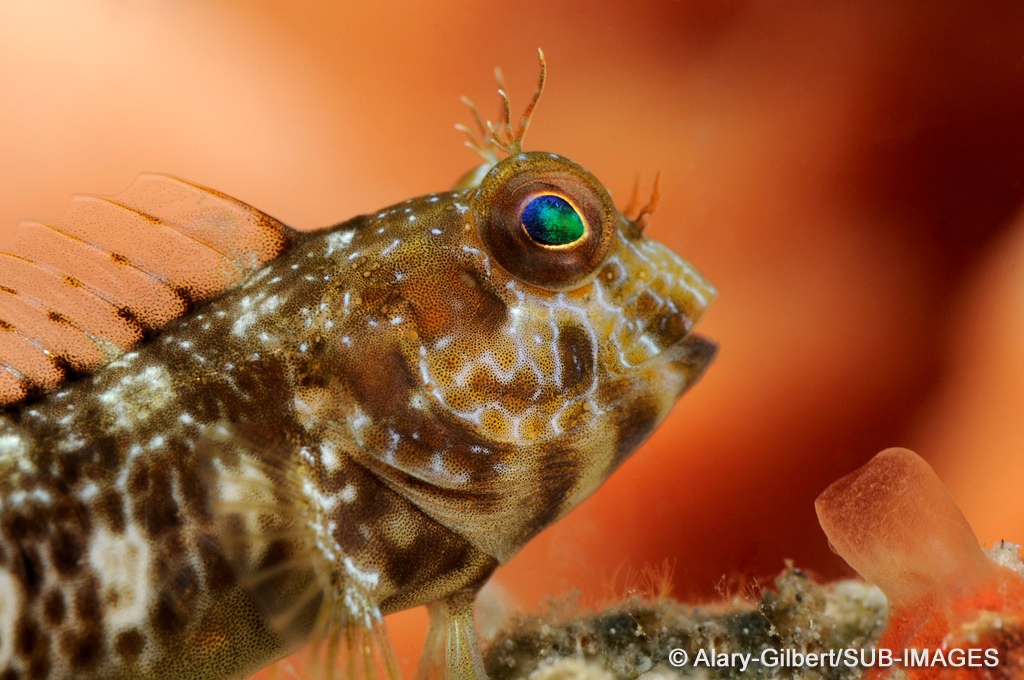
[{"xmin": 484, "ymin": 569, "xmax": 886, "ymax": 679}]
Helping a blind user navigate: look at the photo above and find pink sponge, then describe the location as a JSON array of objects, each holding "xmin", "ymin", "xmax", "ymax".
[{"xmin": 816, "ymin": 447, "xmax": 1024, "ymax": 678}]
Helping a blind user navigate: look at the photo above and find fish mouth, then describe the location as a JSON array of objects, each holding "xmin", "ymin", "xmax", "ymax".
[{"xmin": 663, "ymin": 331, "xmax": 717, "ymax": 389}]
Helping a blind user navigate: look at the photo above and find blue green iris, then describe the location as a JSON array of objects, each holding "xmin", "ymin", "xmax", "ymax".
[{"xmin": 521, "ymin": 194, "xmax": 585, "ymax": 246}]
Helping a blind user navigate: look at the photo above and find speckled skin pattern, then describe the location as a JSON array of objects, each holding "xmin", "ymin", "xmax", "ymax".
[{"xmin": 0, "ymin": 151, "xmax": 715, "ymax": 678}]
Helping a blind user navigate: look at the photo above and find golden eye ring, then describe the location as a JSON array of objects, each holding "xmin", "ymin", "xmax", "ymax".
[{"xmin": 471, "ymin": 153, "xmax": 617, "ymax": 290}]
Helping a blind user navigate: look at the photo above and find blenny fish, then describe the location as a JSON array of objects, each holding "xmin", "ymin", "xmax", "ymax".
[{"xmin": 0, "ymin": 54, "xmax": 715, "ymax": 679}]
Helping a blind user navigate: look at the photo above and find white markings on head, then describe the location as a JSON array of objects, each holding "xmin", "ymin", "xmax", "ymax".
[
  {"xmin": 105, "ymin": 351, "xmax": 140, "ymax": 371},
  {"xmin": 99, "ymin": 365, "xmax": 175, "ymax": 431},
  {"xmin": 241, "ymin": 264, "xmax": 274, "ymax": 290},
  {"xmin": 0, "ymin": 434, "xmax": 34, "ymax": 475},
  {"xmin": 324, "ymin": 228, "xmax": 356, "ymax": 257}
]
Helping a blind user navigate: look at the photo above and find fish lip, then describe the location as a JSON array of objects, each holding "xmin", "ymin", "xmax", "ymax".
[{"xmin": 664, "ymin": 331, "xmax": 717, "ymax": 381}]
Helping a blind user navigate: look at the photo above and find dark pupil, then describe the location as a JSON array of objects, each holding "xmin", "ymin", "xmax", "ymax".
[{"xmin": 521, "ymin": 195, "xmax": 585, "ymax": 246}]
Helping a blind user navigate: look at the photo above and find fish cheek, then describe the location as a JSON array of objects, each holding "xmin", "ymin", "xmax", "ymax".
[
  {"xmin": 401, "ymin": 267, "xmax": 507, "ymax": 344},
  {"xmin": 330, "ymin": 328, "xmax": 415, "ymax": 424}
]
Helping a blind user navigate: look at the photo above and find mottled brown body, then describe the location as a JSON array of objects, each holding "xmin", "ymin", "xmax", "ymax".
[{"xmin": 0, "ymin": 68, "xmax": 715, "ymax": 680}]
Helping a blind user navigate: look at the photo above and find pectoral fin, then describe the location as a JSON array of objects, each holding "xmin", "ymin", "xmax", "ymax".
[{"xmin": 197, "ymin": 425, "xmax": 400, "ymax": 680}]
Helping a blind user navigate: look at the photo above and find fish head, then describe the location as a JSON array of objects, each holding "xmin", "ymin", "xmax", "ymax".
[{"xmin": 319, "ymin": 150, "xmax": 715, "ymax": 561}]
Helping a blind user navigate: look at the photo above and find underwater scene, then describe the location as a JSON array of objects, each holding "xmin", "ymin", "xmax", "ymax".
[{"xmin": 1, "ymin": 2, "xmax": 1023, "ymax": 678}]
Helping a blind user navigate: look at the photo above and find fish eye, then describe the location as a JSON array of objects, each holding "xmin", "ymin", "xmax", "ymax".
[
  {"xmin": 472, "ymin": 153, "xmax": 616, "ymax": 290},
  {"xmin": 520, "ymin": 194, "xmax": 585, "ymax": 246}
]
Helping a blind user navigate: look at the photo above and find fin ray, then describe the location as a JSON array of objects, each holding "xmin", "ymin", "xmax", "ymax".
[
  {"xmin": 8, "ymin": 220, "xmax": 188, "ymax": 328},
  {"xmin": 0, "ymin": 252, "xmax": 139, "ymax": 351},
  {"xmin": 0, "ymin": 174, "xmax": 294, "ymax": 405},
  {"xmin": 196, "ymin": 427, "xmax": 399, "ymax": 680},
  {"xmin": 0, "ymin": 331, "xmax": 64, "ymax": 394}
]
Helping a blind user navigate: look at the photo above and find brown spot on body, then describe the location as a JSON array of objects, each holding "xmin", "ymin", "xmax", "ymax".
[
  {"xmin": 199, "ymin": 540, "xmax": 235, "ymax": 593},
  {"xmin": 175, "ymin": 456, "xmax": 208, "ymax": 518},
  {"xmin": 129, "ymin": 462, "xmax": 180, "ymax": 538},
  {"xmin": 28, "ymin": 654, "xmax": 49, "ymax": 680},
  {"xmin": 81, "ymin": 435, "xmax": 120, "ymax": 478},
  {"xmin": 0, "ymin": 285, "xmax": 16, "ymax": 295},
  {"xmin": 0, "ymin": 320, "xmax": 13, "ymax": 332},
  {"xmin": 50, "ymin": 527, "xmax": 84, "ymax": 575},
  {"xmin": 385, "ymin": 532, "xmax": 436, "ymax": 589},
  {"xmin": 97, "ymin": 490, "xmax": 126, "ymax": 532},
  {"xmin": 467, "ymin": 367, "xmax": 502, "ymax": 397},
  {"xmin": 14, "ymin": 615, "xmax": 49, "ymax": 680},
  {"xmin": 62, "ymin": 628, "xmax": 102, "ymax": 671},
  {"xmin": 386, "ymin": 528, "xmax": 475, "ymax": 590},
  {"xmin": 13, "ymin": 545, "xmax": 43, "ymax": 597},
  {"xmin": 115, "ymin": 629, "xmax": 145, "ymax": 660},
  {"xmin": 3, "ymin": 513, "xmax": 33, "ymax": 543},
  {"xmin": 15, "ymin": 615, "xmax": 38, "ymax": 657},
  {"xmin": 255, "ymin": 539, "xmax": 294, "ymax": 584},
  {"xmin": 149, "ymin": 564, "xmax": 200, "ymax": 639},
  {"xmin": 153, "ymin": 594, "xmax": 187, "ymax": 637},
  {"xmin": 43, "ymin": 590, "xmax": 66, "ymax": 625},
  {"xmin": 220, "ymin": 355, "xmax": 295, "ymax": 425},
  {"xmin": 55, "ymin": 454, "xmax": 82, "ymax": 488},
  {"xmin": 74, "ymin": 578, "xmax": 101, "ymax": 621}
]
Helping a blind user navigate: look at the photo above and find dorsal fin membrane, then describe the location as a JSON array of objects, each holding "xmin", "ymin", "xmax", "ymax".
[{"xmin": 0, "ymin": 174, "xmax": 294, "ymax": 405}]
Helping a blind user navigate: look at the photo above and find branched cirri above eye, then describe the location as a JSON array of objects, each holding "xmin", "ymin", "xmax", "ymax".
[{"xmin": 521, "ymin": 195, "xmax": 585, "ymax": 246}]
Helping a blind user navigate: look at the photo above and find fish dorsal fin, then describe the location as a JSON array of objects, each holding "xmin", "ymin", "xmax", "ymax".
[{"xmin": 0, "ymin": 174, "xmax": 294, "ymax": 405}]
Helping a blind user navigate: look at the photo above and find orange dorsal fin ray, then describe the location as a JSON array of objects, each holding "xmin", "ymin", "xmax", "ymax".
[{"xmin": 0, "ymin": 174, "xmax": 295, "ymax": 405}]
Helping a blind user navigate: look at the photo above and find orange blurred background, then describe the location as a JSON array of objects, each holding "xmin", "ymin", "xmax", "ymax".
[{"xmin": 3, "ymin": 1, "xmax": 1024, "ymax": 676}]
